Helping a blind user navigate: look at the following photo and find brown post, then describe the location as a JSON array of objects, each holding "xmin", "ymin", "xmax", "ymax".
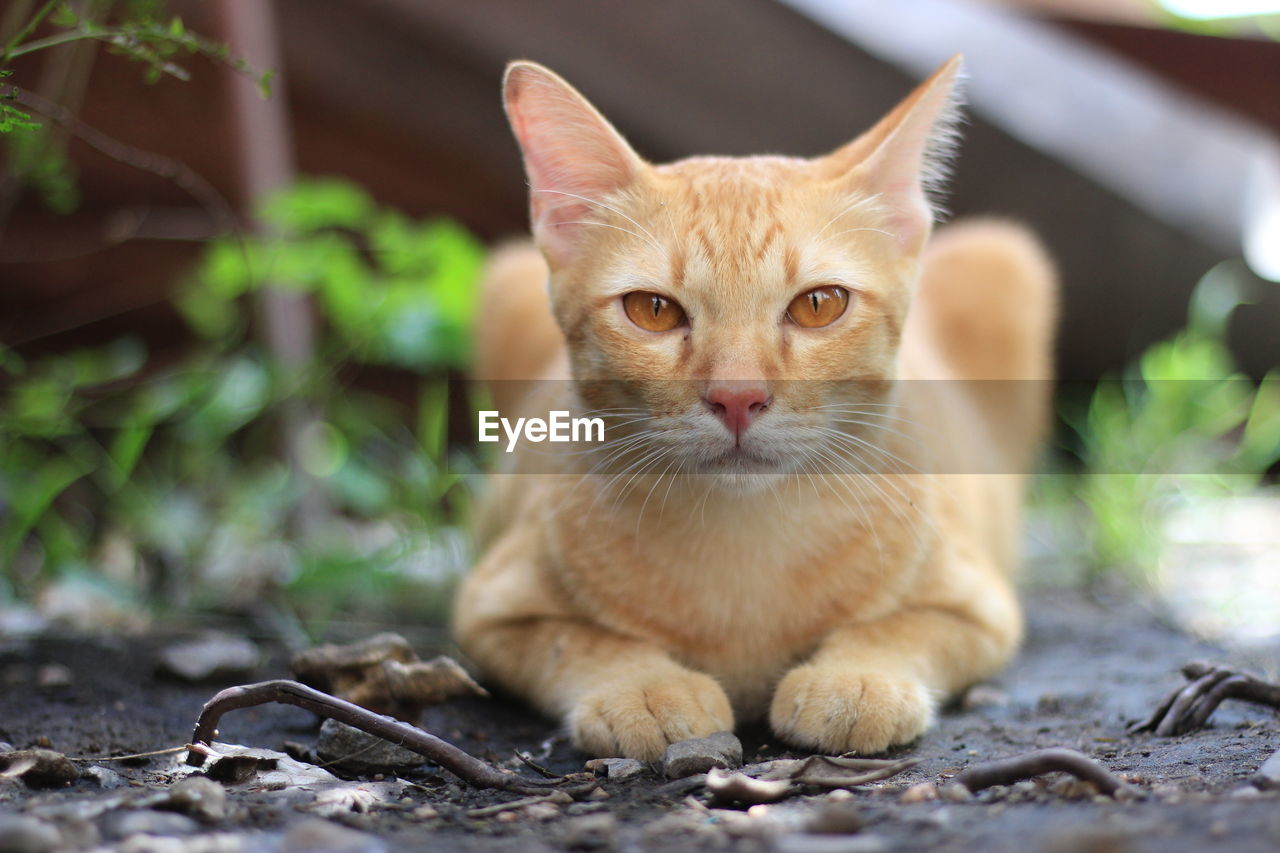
[{"xmin": 212, "ymin": 0, "xmax": 324, "ymax": 532}]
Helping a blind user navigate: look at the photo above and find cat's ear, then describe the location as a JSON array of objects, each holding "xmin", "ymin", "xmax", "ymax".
[
  {"xmin": 823, "ymin": 55, "xmax": 965, "ymax": 256},
  {"xmin": 503, "ymin": 61, "xmax": 646, "ymax": 269}
]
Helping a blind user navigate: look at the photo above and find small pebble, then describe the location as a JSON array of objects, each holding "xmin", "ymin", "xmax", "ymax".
[
  {"xmin": 0, "ymin": 814, "xmax": 61, "ymax": 853},
  {"xmin": 561, "ymin": 813, "xmax": 617, "ymax": 849},
  {"xmin": 411, "ymin": 805, "xmax": 439, "ymax": 820},
  {"xmin": 662, "ymin": 732, "xmax": 743, "ymax": 779},
  {"xmin": 35, "ymin": 664, "xmax": 72, "ymax": 688},
  {"xmin": 900, "ymin": 781, "xmax": 938, "ymax": 803},
  {"xmin": 524, "ymin": 802, "xmax": 560, "ymax": 821},
  {"xmin": 100, "ymin": 810, "xmax": 200, "ymax": 842},
  {"xmin": 1253, "ymin": 747, "xmax": 1280, "ymax": 791},
  {"xmin": 0, "ymin": 749, "xmax": 78, "ymax": 788},
  {"xmin": 586, "ymin": 787, "xmax": 611, "ymax": 801},
  {"xmin": 940, "ymin": 783, "xmax": 973, "ymax": 802},
  {"xmin": 584, "ymin": 758, "xmax": 645, "ymax": 780},
  {"xmin": 804, "ymin": 799, "xmax": 864, "ymax": 835},
  {"xmin": 157, "ymin": 633, "xmax": 260, "ymax": 682},
  {"xmin": 774, "ymin": 833, "xmax": 888, "ymax": 853},
  {"xmin": 960, "ymin": 685, "xmax": 1009, "ymax": 710},
  {"xmin": 496, "ymin": 810, "xmax": 518, "ymax": 823},
  {"xmin": 81, "ymin": 765, "xmax": 124, "ymax": 789},
  {"xmin": 163, "ymin": 775, "xmax": 227, "ymax": 821},
  {"xmin": 566, "ymin": 801, "xmax": 610, "ymax": 816},
  {"xmin": 280, "ymin": 818, "xmax": 386, "ymax": 853}
]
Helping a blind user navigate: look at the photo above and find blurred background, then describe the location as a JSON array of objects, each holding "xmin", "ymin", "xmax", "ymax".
[{"xmin": 1, "ymin": 0, "xmax": 1277, "ymax": 642}]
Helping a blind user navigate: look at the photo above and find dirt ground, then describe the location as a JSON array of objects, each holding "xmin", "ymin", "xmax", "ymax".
[{"xmin": 1, "ymin": 587, "xmax": 1278, "ymax": 853}]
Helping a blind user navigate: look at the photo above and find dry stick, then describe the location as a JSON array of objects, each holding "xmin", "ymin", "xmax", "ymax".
[
  {"xmin": 515, "ymin": 750, "xmax": 560, "ymax": 780},
  {"xmin": 188, "ymin": 679, "xmax": 585, "ymax": 797},
  {"xmin": 1129, "ymin": 661, "xmax": 1280, "ymax": 737},
  {"xmin": 955, "ymin": 748, "xmax": 1128, "ymax": 796},
  {"xmin": 465, "ymin": 791, "xmax": 572, "ymax": 819},
  {"xmin": 1154, "ymin": 669, "xmax": 1234, "ymax": 737}
]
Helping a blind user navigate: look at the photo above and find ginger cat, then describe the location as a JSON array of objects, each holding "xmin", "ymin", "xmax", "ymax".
[{"xmin": 455, "ymin": 58, "xmax": 1056, "ymax": 760}]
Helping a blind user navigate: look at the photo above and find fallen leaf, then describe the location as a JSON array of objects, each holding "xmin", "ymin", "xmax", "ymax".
[{"xmin": 291, "ymin": 634, "xmax": 486, "ymax": 718}]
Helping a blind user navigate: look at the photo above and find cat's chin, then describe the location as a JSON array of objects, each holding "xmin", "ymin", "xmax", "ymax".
[
  {"xmin": 703, "ymin": 471, "xmax": 785, "ymax": 496},
  {"xmin": 695, "ymin": 450, "xmax": 796, "ymax": 494}
]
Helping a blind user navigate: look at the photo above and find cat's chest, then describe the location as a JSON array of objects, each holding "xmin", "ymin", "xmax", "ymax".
[{"xmin": 554, "ymin": 496, "xmax": 925, "ymax": 656}]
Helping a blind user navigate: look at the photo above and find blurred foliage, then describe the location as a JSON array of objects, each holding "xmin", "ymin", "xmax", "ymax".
[
  {"xmin": 1043, "ymin": 262, "xmax": 1280, "ymax": 586},
  {"xmin": 1154, "ymin": 2, "xmax": 1280, "ymax": 40},
  {"xmin": 0, "ymin": 178, "xmax": 482, "ymax": 629},
  {"xmin": 1, "ymin": 0, "xmax": 271, "ymax": 212}
]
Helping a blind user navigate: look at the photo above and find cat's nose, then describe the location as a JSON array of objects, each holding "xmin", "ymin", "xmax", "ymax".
[{"xmin": 703, "ymin": 382, "xmax": 772, "ymax": 441}]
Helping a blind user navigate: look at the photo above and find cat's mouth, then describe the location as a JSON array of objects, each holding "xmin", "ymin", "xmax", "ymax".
[{"xmin": 699, "ymin": 444, "xmax": 788, "ymax": 475}]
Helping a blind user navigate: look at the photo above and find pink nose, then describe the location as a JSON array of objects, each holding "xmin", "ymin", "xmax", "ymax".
[{"xmin": 703, "ymin": 382, "xmax": 772, "ymax": 441}]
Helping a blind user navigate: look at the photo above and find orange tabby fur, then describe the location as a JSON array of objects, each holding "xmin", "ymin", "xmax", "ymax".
[{"xmin": 455, "ymin": 59, "xmax": 1057, "ymax": 759}]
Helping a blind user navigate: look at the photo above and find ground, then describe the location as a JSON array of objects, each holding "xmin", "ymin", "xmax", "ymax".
[{"xmin": 1, "ymin": 588, "xmax": 1278, "ymax": 852}]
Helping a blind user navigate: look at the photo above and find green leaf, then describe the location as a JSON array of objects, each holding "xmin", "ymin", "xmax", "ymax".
[
  {"xmin": 260, "ymin": 178, "xmax": 375, "ymax": 232},
  {"xmin": 418, "ymin": 381, "xmax": 449, "ymax": 464},
  {"xmin": 0, "ymin": 449, "xmax": 94, "ymax": 567},
  {"xmin": 1237, "ymin": 371, "xmax": 1280, "ymax": 473},
  {"xmin": 181, "ymin": 356, "xmax": 271, "ymax": 441},
  {"xmin": 106, "ymin": 423, "xmax": 153, "ymax": 490},
  {"xmin": 0, "ymin": 102, "xmax": 40, "ymax": 134}
]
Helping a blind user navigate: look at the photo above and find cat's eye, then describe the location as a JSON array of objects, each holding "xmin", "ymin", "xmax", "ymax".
[
  {"xmin": 623, "ymin": 291, "xmax": 686, "ymax": 332},
  {"xmin": 786, "ymin": 286, "xmax": 849, "ymax": 329}
]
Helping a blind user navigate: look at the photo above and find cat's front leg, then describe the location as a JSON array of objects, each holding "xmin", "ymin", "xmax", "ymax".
[
  {"xmin": 769, "ymin": 578, "xmax": 1020, "ymax": 754},
  {"xmin": 462, "ymin": 616, "xmax": 734, "ymax": 760},
  {"xmin": 455, "ymin": 536, "xmax": 733, "ymax": 759}
]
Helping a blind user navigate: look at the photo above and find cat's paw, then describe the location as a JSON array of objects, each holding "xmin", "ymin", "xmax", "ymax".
[
  {"xmin": 769, "ymin": 664, "xmax": 935, "ymax": 754},
  {"xmin": 568, "ymin": 667, "xmax": 734, "ymax": 761}
]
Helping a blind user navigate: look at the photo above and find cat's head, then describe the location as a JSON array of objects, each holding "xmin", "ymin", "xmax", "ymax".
[{"xmin": 502, "ymin": 58, "xmax": 963, "ymax": 487}]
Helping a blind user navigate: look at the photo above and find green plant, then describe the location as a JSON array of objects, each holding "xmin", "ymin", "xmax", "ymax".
[
  {"xmin": 1056, "ymin": 262, "xmax": 1280, "ymax": 585},
  {"xmin": 0, "ymin": 178, "xmax": 483, "ymax": 627},
  {"xmin": 1, "ymin": 0, "xmax": 271, "ymax": 211}
]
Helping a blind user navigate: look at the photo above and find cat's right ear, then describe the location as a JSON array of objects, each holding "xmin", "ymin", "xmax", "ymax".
[{"xmin": 503, "ymin": 61, "xmax": 645, "ymax": 269}]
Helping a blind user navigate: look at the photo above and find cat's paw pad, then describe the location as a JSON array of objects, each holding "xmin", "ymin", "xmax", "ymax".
[
  {"xmin": 769, "ymin": 664, "xmax": 935, "ymax": 754},
  {"xmin": 568, "ymin": 668, "xmax": 734, "ymax": 761}
]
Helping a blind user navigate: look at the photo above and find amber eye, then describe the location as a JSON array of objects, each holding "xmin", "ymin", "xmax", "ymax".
[
  {"xmin": 786, "ymin": 286, "xmax": 849, "ymax": 328},
  {"xmin": 623, "ymin": 291, "xmax": 686, "ymax": 332}
]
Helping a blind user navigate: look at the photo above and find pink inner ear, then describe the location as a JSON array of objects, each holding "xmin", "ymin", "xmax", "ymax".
[{"xmin": 504, "ymin": 66, "xmax": 642, "ymax": 268}]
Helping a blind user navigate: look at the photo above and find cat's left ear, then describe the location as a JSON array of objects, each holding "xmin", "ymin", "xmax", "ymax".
[{"xmin": 823, "ymin": 55, "xmax": 965, "ymax": 256}]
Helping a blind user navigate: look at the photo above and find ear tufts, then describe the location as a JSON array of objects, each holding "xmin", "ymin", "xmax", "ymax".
[
  {"xmin": 822, "ymin": 55, "xmax": 968, "ymax": 254},
  {"xmin": 915, "ymin": 57, "xmax": 967, "ymax": 222}
]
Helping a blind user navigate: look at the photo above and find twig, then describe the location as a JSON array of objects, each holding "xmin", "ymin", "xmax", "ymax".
[
  {"xmin": 956, "ymin": 748, "xmax": 1128, "ymax": 796},
  {"xmin": 1129, "ymin": 661, "xmax": 1280, "ymax": 737},
  {"xmin": 515, "ymin": 750, "xmax": 559, "ymax": 779},
  {"xmin": 465, "ymin": 790, "xmax": 572, "ymax": 819},
  {"xmin": 188, "ymin": 679, "xmax": 582, "ymax": 797},
  {"xmin": 2, "ymin": 85, "xmax": 239, "ymax": 240},
  {"xmin": 68, "ymin": 746, "xmax": 188, "ymax": 762}
]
